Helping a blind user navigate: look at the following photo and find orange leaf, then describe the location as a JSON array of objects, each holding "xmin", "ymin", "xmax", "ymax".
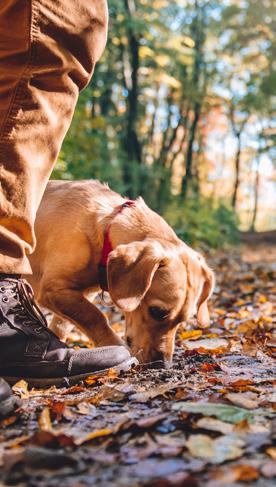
[
  {"xmin": 214, "ymin": 308, "xmax": 226, "ymax": 315},
  {"xmin": 266, "ymin": 447, "xmax": 276, "ymax": 460},
  {"xmin": 179, "ymin": 329, "xmax": 202, "ymax": 341},
  {"xmin": 234, "ymin": 465, "xmax": 259, "ymax": 481},
  {"xmin": 74, "ymin": 428, "xmax": 113, "ymax": 445}
]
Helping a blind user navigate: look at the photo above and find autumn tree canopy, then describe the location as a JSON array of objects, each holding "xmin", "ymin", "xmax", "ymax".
[{"xmin": 52, "ymin": 0, "xmax": 275, "ymax": 245}]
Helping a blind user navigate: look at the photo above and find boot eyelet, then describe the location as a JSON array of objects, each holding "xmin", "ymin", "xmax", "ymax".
[
  {"xmin": 2, "ymin": 296, "xmax": 9, "ymax": 302},
  {"xmin": 34, "ymin": 327, "xmax": 43, "ymax": 334},
  {"xmin": 0, "ymin": 287, "xmax": 6, "ymax": 293}
]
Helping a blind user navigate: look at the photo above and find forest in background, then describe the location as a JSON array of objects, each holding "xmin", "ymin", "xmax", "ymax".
[{"xmin": 52, "ymin": 0, "xmax": 275, "ymax": 248}]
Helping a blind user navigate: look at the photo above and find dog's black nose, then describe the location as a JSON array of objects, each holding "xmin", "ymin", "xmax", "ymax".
[
  {"xmin": 149, "ymin": 352, "xmax": 172, "ymax": 369},
  {"xmin": 146, "ymin": 359, "xmax": 172, "ymax": 370}
]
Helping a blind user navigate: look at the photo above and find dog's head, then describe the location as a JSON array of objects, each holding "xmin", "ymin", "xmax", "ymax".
[{"xmin": 107, "ymin": 240, "xmax": 214, "ymax": 366}]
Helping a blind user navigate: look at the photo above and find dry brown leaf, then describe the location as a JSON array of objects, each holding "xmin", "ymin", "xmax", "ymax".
[
  {"xmin": 210, "ymin": 464, "xmax": 259, "ymax": 484},
  {"xmin": 225, "ymin": 392, "xmax": 260, "ymax": 409}
]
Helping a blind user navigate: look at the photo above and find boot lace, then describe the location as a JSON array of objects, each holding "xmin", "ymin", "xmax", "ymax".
[{"xmin": 1, "ymin": 279, "xmax": 48, "ymax": 333}]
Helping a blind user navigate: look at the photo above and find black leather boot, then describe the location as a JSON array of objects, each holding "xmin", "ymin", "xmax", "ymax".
[
  {"xmin": 0, "ymin": 378, "xmax": 21, "ymax": 416},
  {"xmin": 0, "ymin": 276, "xmax": 137, "ymax": 387}
]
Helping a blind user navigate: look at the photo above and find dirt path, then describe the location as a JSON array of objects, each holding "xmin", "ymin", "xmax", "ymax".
[{"xmin": 0, "ymin": 243, "xmax": 275, "ymax": 487}]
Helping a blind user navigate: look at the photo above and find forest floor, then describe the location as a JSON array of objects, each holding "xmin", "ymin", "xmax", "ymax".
[{"xmin": 0, "ymin": 237, "xmax": 275, "ymax": 487}]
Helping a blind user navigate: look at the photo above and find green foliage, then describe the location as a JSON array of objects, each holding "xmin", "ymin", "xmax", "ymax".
[
  {"xmin": 165, "ymin": 197, "xmax": 239, "ymax": 248},
  {"xmin": 51, "ymin": 0, "xmax": 274, "ymax": 243}
]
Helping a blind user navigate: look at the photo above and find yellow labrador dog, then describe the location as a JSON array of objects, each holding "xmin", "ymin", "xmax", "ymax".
[{"xmin": 26, "ymin": 180, "xmax": 214, "ymax": 367}]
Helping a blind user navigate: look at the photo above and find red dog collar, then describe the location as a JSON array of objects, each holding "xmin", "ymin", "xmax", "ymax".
[{"xmin": 98, "ymin": 200, "xmax": 135, "ymax": 291}]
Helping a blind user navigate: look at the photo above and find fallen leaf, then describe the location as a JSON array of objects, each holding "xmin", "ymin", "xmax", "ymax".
[
  {"xmin": 199, "ymin": 362, "xmax": 220, "ymax": 372},
  {"xmin": 76, "ymin": 402, "xmax": 97, "ymax": 416},
  {"xmin": 0, "ymin": 415, "xmax": 18, "ymax": 427},
  {"xmin": 179, "ymin": 330, "xmax": 202, "ymax": 341},
  {"xmin": 261, "ymin": 460, "xmax": 276, "ymax": 478},
  {"xmin": 173, "ymin": 402, "xmax": 258, "ymax": 423},
  {"xmin": 214, "ymin": 308, "xmax": 226, "ymax": 316},
  {"xmin": 266, "ymin": 446, "xmax": 276, "ymax": 460},
  {"xmin": 183, "ymin": 338, "xmax": 229, "ymax": 351},
  {"xmin": 38, "ymin": 407, "xmax": 53, "ymax": 432},
  {"xmin": 4, "ymin": 434, "xmax": 31, "ymax": 449},
  {"xmin": 12, "ymin": 380, "xmax": 29, "ymax": 399},
  {"xmin": 196, "ymin": 417, "xmax": 234, "ymax": 434},
  {"xmin": 29, "ymin": 431, "xmax": 75, "ymax": 448},
  {"xmin": 227, "ymin": 379, "xmax": 254, "ymax": 388},
  {"xmin": 130, "ymin": 383, "xmax": 181, "ymax": 402},
  {"xmin": 225, "ymin": 392, "xmax": 260, "ymax": 409},
  {"xmin": 209, "ymin": 464, "xmax": 259, "ymax": 484},
  {"xmin": 74, "ymin": 428, "xmax": 113, "ymax": 445},
  {"xmin": 186, "ymin": 434, "xmax": 244, "ymax": 463}
]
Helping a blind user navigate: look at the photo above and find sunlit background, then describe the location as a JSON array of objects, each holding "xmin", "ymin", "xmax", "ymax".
[{"xmin": 53, "ymin": 0, "xmax": 275, "ymax": 246}]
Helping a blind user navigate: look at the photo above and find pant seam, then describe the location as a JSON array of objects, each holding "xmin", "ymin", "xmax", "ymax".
[{"xmin": 0, "ymin": 0, "xmax": 40, "ymax": 144}]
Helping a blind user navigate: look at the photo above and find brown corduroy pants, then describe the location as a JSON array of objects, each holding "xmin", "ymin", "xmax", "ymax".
[{"xmin": 0, "ymin": 0, "xmax": 108, "ymax": 274}]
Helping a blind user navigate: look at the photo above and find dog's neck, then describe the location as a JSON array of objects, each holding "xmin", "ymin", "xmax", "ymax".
[
  {"xmin": 97, "ymin": 198, "xmax": 180, "ymax": 291},
  {"xmin": 98, "ymin": 200, "xmax": 136, "ymax": 291}
]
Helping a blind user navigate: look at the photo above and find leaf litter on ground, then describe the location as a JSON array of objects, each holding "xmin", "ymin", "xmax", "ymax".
[{"xmin": 0, "ymin": 244, "xmax": 275, "ymax": 486}]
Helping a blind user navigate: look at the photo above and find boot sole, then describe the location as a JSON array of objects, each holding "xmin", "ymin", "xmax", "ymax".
[{"xmin": 2, "ymin": 357, "xmax": 138, "ymax": 388}]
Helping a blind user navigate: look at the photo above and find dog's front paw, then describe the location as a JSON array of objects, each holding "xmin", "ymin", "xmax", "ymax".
[{"xmin": 94, "ymin": 328, "xmax": 125, "ymax": 348}]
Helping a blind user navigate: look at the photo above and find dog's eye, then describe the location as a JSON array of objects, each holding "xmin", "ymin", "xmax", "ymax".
[{"xmin": 149, "ymin": 307, "xmax": 169, "ymax": 321}]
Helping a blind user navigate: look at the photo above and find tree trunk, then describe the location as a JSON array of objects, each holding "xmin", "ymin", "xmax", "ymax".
[
  {"xmin": 250, "ymin": 154, "xmax": 261, "ymax": 232},
  {"xmin": 181, "ymin": 102, "xmax": 201, "ymax": 198},
  {"xmin": 231, "ymin": 133, "xmax": 241, "ymax": 209},
  {"xmin": 180, "ymin": 0, "xmax": 205, "ymax": 200},
  {"xmin": 123, "ymin": 0, "xmax": 141, "ymax": 194}
]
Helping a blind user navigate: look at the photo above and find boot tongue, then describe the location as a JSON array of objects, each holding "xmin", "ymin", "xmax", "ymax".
[{"xmin": 17, "ymin": 279, "xmax": 48, "ymax": 327}]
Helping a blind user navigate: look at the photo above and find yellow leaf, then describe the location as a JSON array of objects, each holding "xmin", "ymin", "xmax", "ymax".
[
  {"xmin": 166, "ymin": 35, "xmax": 194, "ymax": 50},
  {"xmin": 107, "ymin": 368, "xmax": 119, "ymax": 379},
  {"xmin": 182, "ymin": 35, "xmax": 195, "ymax": 48},
  {"xmin": 85, "ymin": 376, "xmax": 98, "ymax": 386},
  {"xmin": 74, "ymin": 428, "xmax": 113, "ymax": 445},
  {"xmin": 179, "ymin": 329, "xmax": 203, "ymax": 341},
  {"xmin": 38, "ymin": 407, "xmax": 53, "ymax": 433},
  {"xmin": 258, "ymin": 294, "xmax": 267, "ymax": 303},
  {"xmin": 156, "ymin": 73, "xmax": 181, "ymax": 89},
  {"xmin": 12, "ymin": 380, "xmax": 29, "ymax": 399},
  {"xmin": 139, "ymin": 46, "xmax": 155, "ymax": 59},
  {"xmin": 155, "ymin": 54, "xmax": 170, "ymax": 67},
  {"xmin": 214, "ymin": 308, "xmax": 226, "ymax": 316},
  {"xmin": 6, "ymin": 435, "xmax": 31, "ymax": 448}
]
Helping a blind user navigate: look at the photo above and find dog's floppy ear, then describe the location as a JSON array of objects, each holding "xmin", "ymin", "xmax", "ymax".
[
  {"xmin": 182, "ymin": 249, "xmax": 215, "ymax": 328},
  {"xmin": 107, "ymin": 241, "xmax": 164, "ymax": 312}
]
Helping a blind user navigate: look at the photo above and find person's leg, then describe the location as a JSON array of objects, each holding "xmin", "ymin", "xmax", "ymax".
[
  {"xmin": 0, "ymin": 0, "xmax": 108, "ymax": 272},
  {"xmin": 0, "ymin": 0, "xmax": 137, "ymax": 386}
]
